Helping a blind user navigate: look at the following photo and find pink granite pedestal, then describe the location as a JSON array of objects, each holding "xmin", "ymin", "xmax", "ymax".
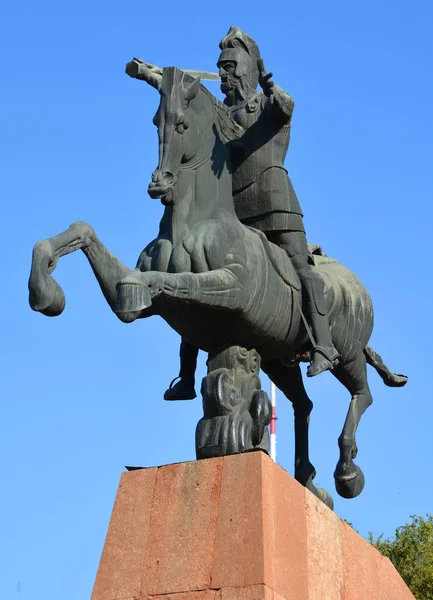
[{"xmin": 92, "ymin": 452, "xmax": 414, "ymax": 600}]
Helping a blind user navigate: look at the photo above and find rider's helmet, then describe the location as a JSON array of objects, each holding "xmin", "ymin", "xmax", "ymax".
[{"xmin": 217, "ymin": 26, "xmax": 260, "ymax": 100}]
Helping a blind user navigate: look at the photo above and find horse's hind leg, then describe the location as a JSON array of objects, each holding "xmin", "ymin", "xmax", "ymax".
[
  {"xmin": 331, "ymin": 353, "xmax": 373, "ymax": 498},
  {"xmin": 261, "ymin": 360, "xmax": 333, "ymax": 509}
]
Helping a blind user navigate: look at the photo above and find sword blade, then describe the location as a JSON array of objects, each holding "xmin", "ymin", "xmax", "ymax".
[{"xmin": 182, "ymin": 69, "xmax": 221, "ymax": 81}]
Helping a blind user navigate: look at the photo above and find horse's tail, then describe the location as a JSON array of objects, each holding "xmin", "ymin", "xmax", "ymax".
[{"xmin": 364, "ymin": 345, "xmax": 408, "ymax": 387}]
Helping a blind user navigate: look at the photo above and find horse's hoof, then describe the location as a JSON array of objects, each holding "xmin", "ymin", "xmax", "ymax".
[
  {"xmin": 29, "ymin": 241, "xmax": 66, "ymax": 317},
  {"xmin": 316, "ymin": 487, "xmax": 334, "ymax": 510},
  {"xmin": 306, "ymin": 480, "xmax": 334, "ymax": 510},
  {"xmin": 115, "ymin": 279, "xmax": 152, "ymax": 322},
  {"xmin": 29, "ymin": 275, "xmax": 66, "ymax": 316},
  {"xmin": 334, "ymin": 463, "xmax": 365, "ymax": 499},
  {"xmin": 39, "ymin": 286, "xmax": 65, "ymax": 317}
]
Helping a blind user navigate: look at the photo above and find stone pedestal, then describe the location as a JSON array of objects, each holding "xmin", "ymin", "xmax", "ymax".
[{"xmin": 92, "ymin": 452, "xmax": 414, "ymax": 600}]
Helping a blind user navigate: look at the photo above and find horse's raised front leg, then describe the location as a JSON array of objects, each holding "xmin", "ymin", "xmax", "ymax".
[
  {"xmin": 115, "ymin": 266, "xmax": 248, "ymax": 323},
  {"xmin": 29, "ymin": 221, "xmax": 131, "ymax": 316},
  {"xmin": 331, "ymin": 354, "xmax": 373, "ymax": 498},
  {"xmin": 261, "ymin": 360, "xmax": 334, "ymax": 510}
]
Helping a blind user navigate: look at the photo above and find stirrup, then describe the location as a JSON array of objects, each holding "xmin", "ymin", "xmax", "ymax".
[
  {"xmin": 164, "ymin": 376, "xmax": 197, "ymax": 401},
  {"xmin": 313, "ymin": 346, "xmax": 339, "ymax": 364},
  {"xmin": 167, "ymin": 376, "xmax": 181, "ymax": 390},
  {"xmin": 307, "ymin": 346, "xmax": 339, "ymax": 377}
]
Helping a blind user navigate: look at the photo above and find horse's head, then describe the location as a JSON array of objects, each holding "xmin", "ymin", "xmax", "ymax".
[{"xmin": 139, "ymin": 66, "xmax": 203, "ymax": 202}]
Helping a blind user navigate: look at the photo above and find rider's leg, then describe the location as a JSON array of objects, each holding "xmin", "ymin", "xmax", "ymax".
[
  {"xmin": 267, "ymin": 230, "xmax": 339, "ymax": 377},
  {"xmin": 164, "ymin": 338, "xmax": 198, "ymax": 400}
]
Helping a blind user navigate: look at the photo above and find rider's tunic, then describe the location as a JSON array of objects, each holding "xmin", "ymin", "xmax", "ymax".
[{"xmin": 228, "ymin": 87, "xmax": 305, "ymax": 233}]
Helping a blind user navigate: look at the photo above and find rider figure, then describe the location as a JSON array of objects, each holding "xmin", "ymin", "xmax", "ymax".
[{"xmin": 164, "ymin": 26, "xmax": 339, "ymax": 400}]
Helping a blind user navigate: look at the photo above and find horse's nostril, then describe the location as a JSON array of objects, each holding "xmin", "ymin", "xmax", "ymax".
[
  {"xmin": 151, "ymin": 171, "xmax": 173, "ymax": 186},
  {"xmin": 162, "ymin": 172, "xmax": 174, "ymax": 185}
]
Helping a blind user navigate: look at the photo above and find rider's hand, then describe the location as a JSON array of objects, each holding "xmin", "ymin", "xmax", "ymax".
[{"xmin": 258, "ymin": 58, "xmax": 275, "ymax": 98}]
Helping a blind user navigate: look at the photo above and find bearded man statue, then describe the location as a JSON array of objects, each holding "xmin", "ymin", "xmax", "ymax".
[{"xmin": 164, "ymin": 26, "xmax": 339, "ymax": 401}]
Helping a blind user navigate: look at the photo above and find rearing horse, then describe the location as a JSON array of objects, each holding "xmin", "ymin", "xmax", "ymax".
[{"xmin": 29, "ymin": 65, "xmax": 407, "ymax": 509}]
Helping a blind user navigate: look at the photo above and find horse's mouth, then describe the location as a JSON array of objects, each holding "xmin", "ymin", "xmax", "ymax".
[
  {"xmin": 148, "ymin": 182, "xmax": 171, "ymax": 199},
  {"xmin": 148, "ymin": 183, "xmax": 175, "ymax": 205}
]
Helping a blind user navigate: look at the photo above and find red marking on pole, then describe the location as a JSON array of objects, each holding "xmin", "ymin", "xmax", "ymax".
[{"xmin": 270, "ymin": 406, "xmax": 277, "ymax": 434}]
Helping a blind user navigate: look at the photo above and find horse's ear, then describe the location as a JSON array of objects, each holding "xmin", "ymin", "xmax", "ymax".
[
  {"xmin": 184, "ymin": 77, "xmax": 201, "ymax": 102},
  {"xmin": 125, "ymin": 59, "xmax": 162, "ymax": 91}
]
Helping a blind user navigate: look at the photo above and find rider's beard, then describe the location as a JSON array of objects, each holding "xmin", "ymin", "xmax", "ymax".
[{"xmin": 220, "ymin": 73, "xmax": 239, "ymax": 95}]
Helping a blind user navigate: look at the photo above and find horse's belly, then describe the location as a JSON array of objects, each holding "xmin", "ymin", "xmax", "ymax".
[{"xmin": 158, "ymin": 278, "xmax": 296, "ymax": 357}]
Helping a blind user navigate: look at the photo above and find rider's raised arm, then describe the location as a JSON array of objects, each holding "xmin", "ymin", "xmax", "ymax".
[
  {"xmin": 258, "ymin": 58, "xmax": 294, "ymax": 124},
  {"xmin": 125, "ymin": 58, "xmax": 163, "ymax": 87},
  {"xmin": 268, "ymin": 86, "xmax": 295, "ymax": 124}
]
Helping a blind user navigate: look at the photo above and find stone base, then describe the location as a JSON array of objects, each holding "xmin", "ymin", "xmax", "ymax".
[{"xmin": 92, "ymin": 452, "xmax": 414, "ymax": 600}]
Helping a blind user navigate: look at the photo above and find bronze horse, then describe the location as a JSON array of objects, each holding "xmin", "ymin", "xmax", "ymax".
[{"xmin": 29, "ymin": 64, "xmax": 407, "ymax": 508}]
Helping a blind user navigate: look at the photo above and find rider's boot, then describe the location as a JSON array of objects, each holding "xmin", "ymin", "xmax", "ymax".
[
  {"xmin": 164, "ymin": 339, "xmax": 198, "ymax": 400},
  {"xmin": 300, "ymin": 272, "xmax": 340, "ymax": 377}
]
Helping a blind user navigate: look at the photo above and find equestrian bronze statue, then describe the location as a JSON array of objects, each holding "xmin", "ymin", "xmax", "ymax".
[{"xmin": 28, "ymin": 27, "xmax": 407, "ymax": 509}]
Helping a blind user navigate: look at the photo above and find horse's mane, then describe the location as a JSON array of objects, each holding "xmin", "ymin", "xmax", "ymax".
[
  {"xmin": 199, "ymin": 85, "xmax": 244, "ymax": 143},
  {"xmin": 162, "ymin": 67, "xmax": 243, "ymax": 143}
]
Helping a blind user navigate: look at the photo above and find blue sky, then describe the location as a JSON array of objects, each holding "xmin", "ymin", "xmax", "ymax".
[{"xmin": 1, "ymin": 0, "xmax": 433, "ymax": 598}]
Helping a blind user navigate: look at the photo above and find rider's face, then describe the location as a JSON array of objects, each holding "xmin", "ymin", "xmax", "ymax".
[
  {"xmin": 219, "ymin": 61, "xmax": 236, "ymax": 76},
  {"xmin": 218, "ymin": 61, "xmax": 238, "ymax": 94}
]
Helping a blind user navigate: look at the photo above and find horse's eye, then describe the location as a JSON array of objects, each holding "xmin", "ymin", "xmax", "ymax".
[{"xmin": 175, "ymin": 123, "xmax": 185, "ymax": 134}]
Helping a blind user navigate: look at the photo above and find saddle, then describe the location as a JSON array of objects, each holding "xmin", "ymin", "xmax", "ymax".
[
  {"xmin": 247, "ymin": 227, "xmax": 333, "ymax": 296},
  {"xmin": 246, "ymin": 226, "xmax": 301, "ymax": 291}
]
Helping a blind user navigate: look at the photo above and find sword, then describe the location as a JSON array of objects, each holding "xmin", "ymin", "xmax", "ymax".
[{"xmin": 183, "ymin": 69, "xmax": 220, "ymax": 81}]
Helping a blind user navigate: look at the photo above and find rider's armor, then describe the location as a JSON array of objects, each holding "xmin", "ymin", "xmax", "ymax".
[
  {"xmin": 218, "ymin": 26, "xmax": 304, "ymax": 234},
  {"xmin": 228, "ymin": 89, "xmax": 305, "ymax": 234}
]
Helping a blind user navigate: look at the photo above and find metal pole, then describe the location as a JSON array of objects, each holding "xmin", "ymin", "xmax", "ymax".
[{"xmin": 270, "ymin": 381, "xmax": 277, "ymax": 461}]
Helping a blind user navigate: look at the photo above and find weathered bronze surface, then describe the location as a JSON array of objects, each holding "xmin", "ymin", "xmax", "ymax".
[{"xmin": 29, "ymin": 27, "xmax": 407, "ymax": 507}]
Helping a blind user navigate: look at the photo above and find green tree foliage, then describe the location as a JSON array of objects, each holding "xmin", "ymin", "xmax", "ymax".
[{"xmin": 369, "ymin": 514, "xmax": 433, "ymax": 599}]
